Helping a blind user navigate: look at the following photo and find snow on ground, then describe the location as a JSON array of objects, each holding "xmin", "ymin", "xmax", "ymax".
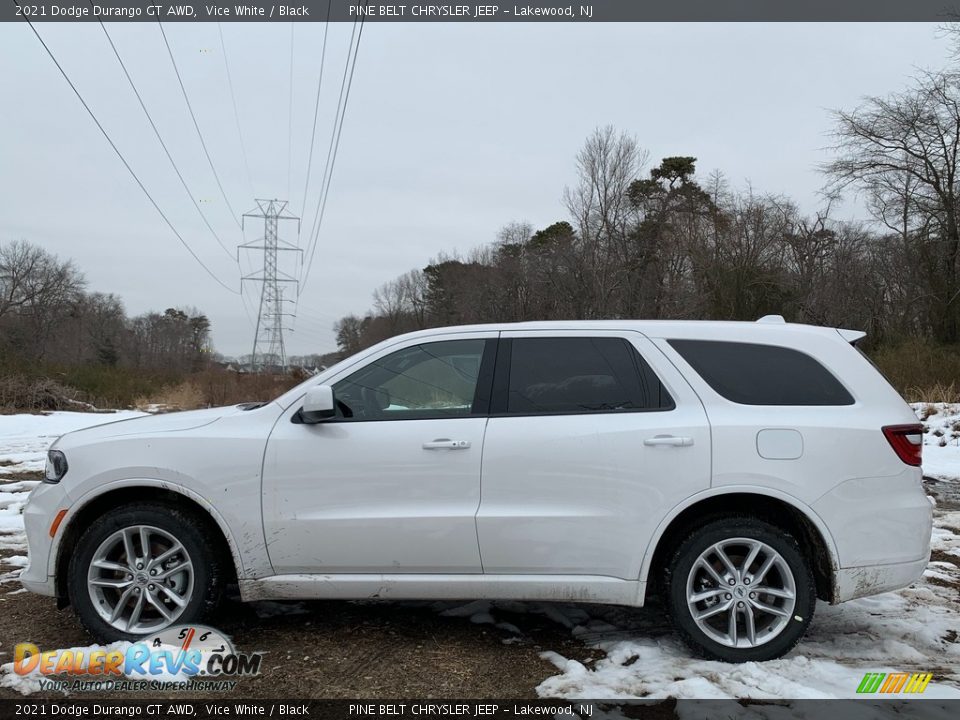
[
  {"xmin": 917, "ymin": 402, "xmax": 960, "ymax": 481},
  {"xmin": 0, "ymin": 410, "xmax": 144, "ymax": 476},
  {"xmin": 0, "ymin": 411, "xmax": 144, "ymax": 554},
  {"xmin": 531, "ymin": 549, "xmax": 960, "ymax": 699},
  {"xmin": 0, "ymin": 407, "xmax": 958, "ymax": 698}
]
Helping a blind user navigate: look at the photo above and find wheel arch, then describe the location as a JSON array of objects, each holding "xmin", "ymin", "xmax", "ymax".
[
  {"xmin": 54, "ymin": 481, "xmax": 242, "ymax": 606},
  {"xmin": 641, "ymin": 487, "xmax": 839, "ymax": 604}
]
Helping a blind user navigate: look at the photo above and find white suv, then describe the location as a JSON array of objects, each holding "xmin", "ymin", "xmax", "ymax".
[{"xmin": 21, "ymin": 318, "xmax": 932, "ymax": 662}]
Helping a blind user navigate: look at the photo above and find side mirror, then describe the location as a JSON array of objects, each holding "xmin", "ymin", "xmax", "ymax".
[{"xmin": 299, "ymin": 385, "xmax": 336, "ymax": 424}]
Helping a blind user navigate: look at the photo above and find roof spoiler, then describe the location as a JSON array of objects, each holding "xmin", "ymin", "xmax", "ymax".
[
  {"xmin": 754, "ymin": 315, "xmax": 867, "ymax": 344},
  {"xmin": 837, "ymin": 328, "xmax": 867, "ymax": 345}
]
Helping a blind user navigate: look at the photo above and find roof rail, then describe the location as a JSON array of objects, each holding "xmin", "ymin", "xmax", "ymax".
[{"xmin": 756, "ymin": 314, "xmax": 786, "ymax": 324}]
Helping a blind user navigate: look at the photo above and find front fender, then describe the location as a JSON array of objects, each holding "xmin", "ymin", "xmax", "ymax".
[{"xmin": 54, "ymin": 477, "xmax": 272, "ymax": 583}]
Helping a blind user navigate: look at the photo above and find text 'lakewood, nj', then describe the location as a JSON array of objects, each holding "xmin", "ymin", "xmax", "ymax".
[{"xmin": 349, "ymin": 5, "xmax": 595, "ymax": 18}]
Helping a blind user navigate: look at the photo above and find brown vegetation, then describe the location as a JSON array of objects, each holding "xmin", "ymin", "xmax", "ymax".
[{"xmin": 135, "ymin": 370, "xmax": 301, "ymax": 411}]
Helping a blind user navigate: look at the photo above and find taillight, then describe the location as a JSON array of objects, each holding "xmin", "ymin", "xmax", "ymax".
[{"xmin": 882, "ymin": 424, "xmax": 923, "ymax": 467}]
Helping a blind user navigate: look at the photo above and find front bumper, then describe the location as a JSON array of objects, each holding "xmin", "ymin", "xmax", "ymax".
[{"xmin": 19, "ymin": 480, "xmax": 69, "ymax": 597}]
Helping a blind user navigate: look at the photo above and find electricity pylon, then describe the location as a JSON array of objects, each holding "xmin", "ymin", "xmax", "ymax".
[{"xmin": 239, "ymin": 199, "xmax": 301, "ymax": 372}]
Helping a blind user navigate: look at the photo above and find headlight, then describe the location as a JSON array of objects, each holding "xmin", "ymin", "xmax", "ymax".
[{"xmin": 44, "ymin": 450, "xmax": 68, "ymax": 483}]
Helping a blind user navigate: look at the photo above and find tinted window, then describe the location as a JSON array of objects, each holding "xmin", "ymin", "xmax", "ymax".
[
  {"xmin": 668, "ymin": 339, "xmax": 854, "ymax": 406},
  {"xmin": 333, "ymin": 339, "xmax": 487, "ymax": 420},
  {"xmin": 505, "ymin": 337, "xmax": 673, "ymax": 414}
]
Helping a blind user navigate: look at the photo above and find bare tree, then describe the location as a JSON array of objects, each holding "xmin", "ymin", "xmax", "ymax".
[
  {"xmin": 564, "ymin": 126, "xmax": 649, "ymax": 315},
  {"xmin": 824, "ymin": 71, "xmax": 960, "ymax": 341},
  {"xmin": 0, "ymin": 240, "xmax": 85, "ymax": 361}
]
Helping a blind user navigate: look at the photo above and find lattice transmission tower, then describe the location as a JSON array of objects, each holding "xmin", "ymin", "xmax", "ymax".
[{"xmin": 239, "ymin": 199, "xmax": 301, "ymax": 371}]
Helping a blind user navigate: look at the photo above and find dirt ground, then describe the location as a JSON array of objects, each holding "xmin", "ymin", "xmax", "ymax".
[
  {"xmin": 0, "ymin": 533, "xmax": 639, "ymax": 699},
  {"xmin": 0, "ymin": 467, "xmax": 662, "ymax": 701}
]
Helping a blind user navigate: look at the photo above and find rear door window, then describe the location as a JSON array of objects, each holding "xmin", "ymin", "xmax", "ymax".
[
  {"xmin": 668, "ymin": 339, "xmax": 854, "ymax": 406},
  {"xmin": 500, "ymin": 336, "xmax": 673, "ymax": 415}
]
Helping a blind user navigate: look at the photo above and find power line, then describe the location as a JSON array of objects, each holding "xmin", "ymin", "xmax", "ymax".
[
  {"xmin": 160, "ymin": 22, "xmax": 243, "ymax": 229},
  {"xmin": 302, "ymin": 19, "xmax": 358, "ymax": 264},
  {"xmin": 299, "ymin": 13, "xmax": 367, "ymax": 299},
  {"xmin": 92, "ymin": 14, "xmax": 236, "ymax": 263},
  {"xmin": 287, "ymin": 22, "xmax": 295, "ymax": 201},
  {"xmin": 217, "ymin": 22, "xmax": 256, "ymax": 200},
  {"xmin": 297, "ymin": 0, "xmax": 333, "ymax": 235},
  {"xmin": 17, "ymin": 7, "xmax": 239, "ymax": 295}
]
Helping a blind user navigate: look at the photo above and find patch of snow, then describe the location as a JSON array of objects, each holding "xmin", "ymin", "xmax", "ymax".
[
  {"xmin": 0, "ymin": 411, "xmax": 145, "ymax": 561},
  {"xmin": 914, "ymin": 403, "xmax": 960, "ymax": 481},
  {"xmin": 0, "ymin": 411, "xmax": 145, "ymax": 476}
]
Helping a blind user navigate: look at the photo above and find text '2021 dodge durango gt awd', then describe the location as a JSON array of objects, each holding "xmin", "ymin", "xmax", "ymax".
[{"xmin": 21, "ymin": 317, "xmax": 932, "ymax": 662}]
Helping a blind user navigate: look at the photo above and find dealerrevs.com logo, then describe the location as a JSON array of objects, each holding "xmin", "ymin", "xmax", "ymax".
[
  {"xmin": 13, "ymin": 625, "xmax": 263, "ymax": 692},
  {"xmin": 856, "ymin": 672, "xmax": 933, "ymax": 694}
]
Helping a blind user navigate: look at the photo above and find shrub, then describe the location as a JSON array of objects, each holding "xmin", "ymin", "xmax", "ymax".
[{"xmin": 0, "ymin": 375, "xmax": 95, "ymax": 412}]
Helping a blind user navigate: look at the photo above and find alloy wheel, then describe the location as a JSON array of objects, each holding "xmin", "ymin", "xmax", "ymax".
[
  {"xmin": 87, "ymin": 524, "xmax": 194, "ymax": 634},
  {"xmin": 685, "ymin": 537, "xmax": 797, "ymax": 648}
]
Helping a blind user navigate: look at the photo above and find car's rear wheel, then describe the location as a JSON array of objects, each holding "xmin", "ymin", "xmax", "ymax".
[
  {"xmin": 665, "ymin": 517, "xmax": 815, "ymax": 662},
  {"xmin": 68, "ymin": 502, "xmax": 226, "ymax": 642}
]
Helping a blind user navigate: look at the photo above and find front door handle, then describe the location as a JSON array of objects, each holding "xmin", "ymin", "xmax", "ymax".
[
  {"xmin": 643, "ymin": 435, "xmax": 694, "ymax": 447},
  {"xmin": 422, "ymin": 439, "xmax": 471, "ymax": 450}
]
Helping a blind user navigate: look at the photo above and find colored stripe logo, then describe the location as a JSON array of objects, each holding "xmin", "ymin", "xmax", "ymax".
[{"xmin": 857, "ymin": 672, "xmax": 932, "ymax": 694}]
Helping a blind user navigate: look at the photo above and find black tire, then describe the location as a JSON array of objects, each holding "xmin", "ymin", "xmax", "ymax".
[
  {"xmin": 68, "ymin": 502, "xmax": 226, "ymax": 643},
  {"xmin": 664, "ymin": 517, "xmax": 815, "ymax": 663}
]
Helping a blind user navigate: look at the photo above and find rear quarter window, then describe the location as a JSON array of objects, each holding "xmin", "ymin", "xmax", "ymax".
[{"xmin": 668, "ymin": 339, "xmax": 854, "ymax": 406}]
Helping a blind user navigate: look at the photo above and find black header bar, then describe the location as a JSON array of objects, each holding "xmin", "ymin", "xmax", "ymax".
[{"xmin": 3, "ymin": 0, "xmax": 960, "ymax": 23}]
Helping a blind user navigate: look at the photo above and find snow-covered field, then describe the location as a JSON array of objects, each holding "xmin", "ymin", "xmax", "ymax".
[
  {"xmin": 0, "ymin": 410, "xmax": 144, "ymax": 477},
  {"xmin": 0, "ymin": 411, "xmax": 144, "ymax": 553},
  {"xmin": 0, "ymin": 407, "xmax": 958, "ymax": 699}
]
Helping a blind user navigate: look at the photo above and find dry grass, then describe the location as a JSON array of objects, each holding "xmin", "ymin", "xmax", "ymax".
[
  {"xmin": 905, "ymin": 381, "xmax": 960, "ymax": 404},
  {"xmin": 871, "ymin": 341, "xmax": 960, "ymax": 402},
  {"xmin": 190, "ymin": 368, "xmax": 301, "ymax": 407},
  {"xmin": 136, "ymin": 380, "xmax": 206, "ymax": 412},
  {"xmin": 0, "ymin": 365, "xmax": 302, "ymax": 413},
  {"xmin": 134, "ymin": 370, "xmax": 302, "ymax": 411}
]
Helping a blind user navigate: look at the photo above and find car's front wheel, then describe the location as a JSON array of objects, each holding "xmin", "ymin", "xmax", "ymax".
[
  {"xmin": 68, "ymin": 502, "xmax": 226, "ymax": 642},
  {"xmin": 665, "ymin": 517, "xmax": 815, "ymax": 662}
]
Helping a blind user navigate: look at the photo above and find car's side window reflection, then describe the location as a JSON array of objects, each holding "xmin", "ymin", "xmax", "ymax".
[
  {"xmin": 332, "ymin": 339, "xmax": 486, "ymax": 420},
  {"xmin": 505, "ymin": 336, "xmax": 674, "ymax": 415}
]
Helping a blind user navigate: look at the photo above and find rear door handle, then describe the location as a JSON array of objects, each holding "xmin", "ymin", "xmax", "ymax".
[
  {"xmin": 643, "ymin": 435, "xmax": 694, "ymax": 447},
  {"xmin": 422, "ymin": 439, "xmax": 472, "ymax": 450}
]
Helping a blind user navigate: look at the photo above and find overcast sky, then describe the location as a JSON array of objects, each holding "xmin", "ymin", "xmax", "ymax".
[{"xmin": 0, "ymin": 22, "xmax": 952, "ymax": 356}]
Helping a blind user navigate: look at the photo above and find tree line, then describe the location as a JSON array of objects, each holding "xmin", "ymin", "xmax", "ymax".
[
  {"xmin": 0, "ymin": 239, "xmax": 211, "ymax": 374},
  {"xmin": 335, "ymin": 60, "xmax": 960, "ymax": 356}
]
